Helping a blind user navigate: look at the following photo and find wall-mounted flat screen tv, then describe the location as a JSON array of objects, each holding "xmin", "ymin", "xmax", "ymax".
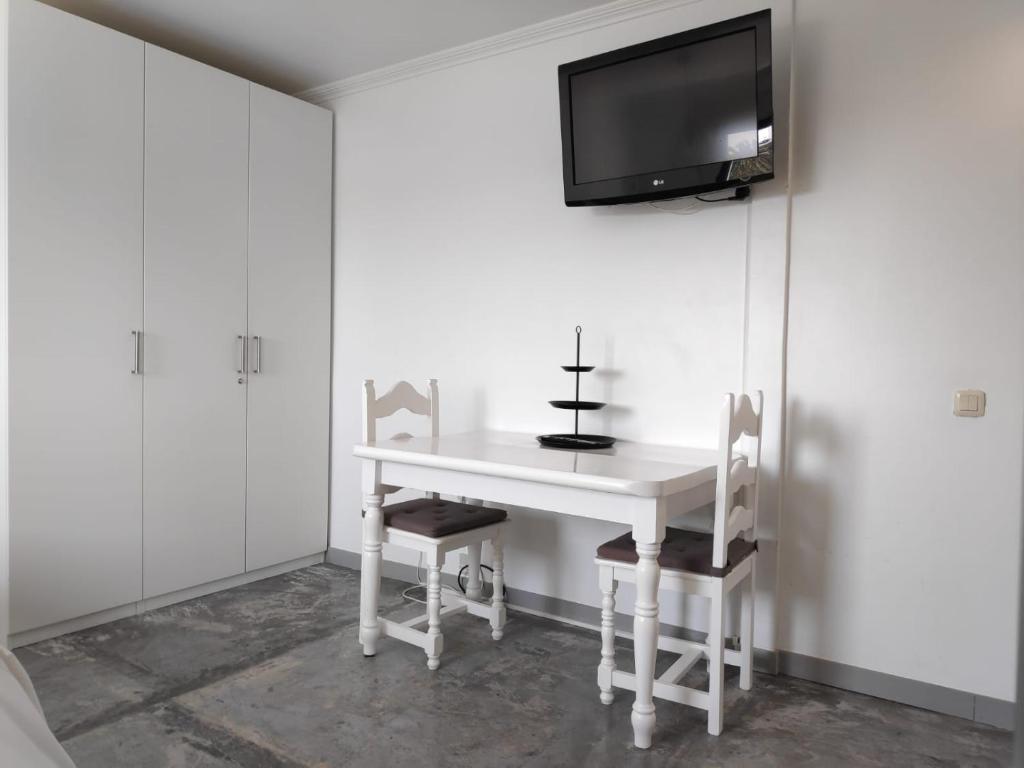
[{"xmin": 558, "ymin": 9, "xmax": 773, "ymax": 206}]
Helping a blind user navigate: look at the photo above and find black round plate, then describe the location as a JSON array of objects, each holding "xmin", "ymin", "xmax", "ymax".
[
  {"xmin": 561, "ymin": 365, "xmax": 595, "ymax": 372},
  {"xmin": 549, "ymin": 400, "xmax": 605, "ymax": 410},
  {"xmin": 537, "ymin": 434, "xmax": 616, "ymax": 450}
]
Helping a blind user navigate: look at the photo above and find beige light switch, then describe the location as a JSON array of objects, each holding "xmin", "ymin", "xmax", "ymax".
[{"xmin": 954, "ymin": 389, "xmax": 985, "ymax": 417}]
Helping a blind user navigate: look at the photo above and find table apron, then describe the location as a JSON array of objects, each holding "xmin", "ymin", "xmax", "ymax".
[{"xmin": 376, "ymin": 460, "xmax": 714, "ymax": 527}]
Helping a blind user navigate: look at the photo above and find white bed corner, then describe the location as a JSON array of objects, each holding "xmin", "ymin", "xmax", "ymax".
[{"xmin": 0, "ymin": 647, "xmax": 75, "ymax": 767}]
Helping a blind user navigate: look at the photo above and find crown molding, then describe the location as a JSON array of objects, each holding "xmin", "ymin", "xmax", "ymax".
[{"xmin": 294, "ymin": 0, "xmax": 704, "ymax": 105}]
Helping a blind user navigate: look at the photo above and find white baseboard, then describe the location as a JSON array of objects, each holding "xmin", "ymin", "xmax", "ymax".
[
  {"xmin": 9, "ymin": 552, "xmax": 325, "ymax": 649},
  {"xmin": 326, "ymin": 547, "xmax": 1014, "ymax": 730}
]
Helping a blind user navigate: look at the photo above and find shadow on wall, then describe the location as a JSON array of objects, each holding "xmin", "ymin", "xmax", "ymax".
[
  {"xmin": 1015, "ymin": 412, "xmax": 1024, "ymax": 764},
  {"xmin": 502, "ymin": 504, "xmax": 564, "ymax": 595},
  {"xmin": 781, "ymin": 399, "xmax": 841, "ymax": 658},
  {"xmin": 470, "ymin": 385, "xmax": 487, "ymax": 434},
  {"xmin": 596, "ymin": 334, "xmax": 625, "ymax": 437},
  {"xmin": 789, "ymin": 14, "xmax": 823, "ymax": 197}
]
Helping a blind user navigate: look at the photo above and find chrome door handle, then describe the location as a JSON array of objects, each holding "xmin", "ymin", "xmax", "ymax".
[
  {"xmin": 130, "ymin": 330, "xmax": 141, "ymax": 374},
  {"xmin": 236, "ymin": 335, "xmax": 247, "ymax": 374},
  {"xmin": 252, "ymin": 335, "xmax": 262, "ymax": 374}
]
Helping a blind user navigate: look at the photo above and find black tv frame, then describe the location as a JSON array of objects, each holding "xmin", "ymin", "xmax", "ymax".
[{"xmin": 557, "ymin": 9, "xmax": 774, "ymax": 207}]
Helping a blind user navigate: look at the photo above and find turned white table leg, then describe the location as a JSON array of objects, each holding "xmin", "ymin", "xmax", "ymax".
[
  {"xmin": 490, "ymin": 530, "xmax": 506, "ymax": 640},
  {"xmin": 598, "ymin": 565, "xmax": 617, "ymax": 705},
  {"xmin": 631, "ymin": 541, "xmax": 661, "ymax": 749},
  {"xmin": 426, "ymin": 555, "xmax": 445, "ymax": 670},
  {"xmin": 359, "ymin": 492, "xmax": 384, "ymax": 657},
  {"xmin": 707, "ymin": 580, "xmax": 726, "ymax": 735},
  {"xmin": 462, "ymin": 498, "xmax": 485, "ymax": 601},
  {"xmin": 465, "ymin": 542, "xmax": 483, "ymax": 601}
]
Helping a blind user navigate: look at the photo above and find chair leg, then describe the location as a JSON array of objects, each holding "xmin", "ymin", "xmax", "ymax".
[
  {"xmin": 598, "ymin": 565, "xmax": 617, "ymax": 705},
  {"xmin": 740, "ymin": 559, "xmax": 755, "ymax": 691},
  {"xmin": 490, "ymin": 531, "xmax": 506, "ymax": 640},
  {"xmin": 426, "ymin": 557, "xmax": 445, "ymax": 670},
  {"xmin": 465, "ymin": 542, "xmax": 484, "ymax": 600},
  {"xmin": 707, "ymin": 580, "xmax": 726, "ymax": 736}
]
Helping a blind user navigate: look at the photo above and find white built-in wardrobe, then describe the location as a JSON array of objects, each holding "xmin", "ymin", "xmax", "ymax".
[{"xmin": 8, "ymin": 0, "xmax": 332, "ymax": 642}]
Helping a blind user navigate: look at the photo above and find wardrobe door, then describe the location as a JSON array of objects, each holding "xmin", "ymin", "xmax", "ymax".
[
  {"xmin": 143, "ymin": 46, "xmax": 249, "ymax": 598},
  {"xmin": 8, "ymin": 0, "xmax": 144, "ymax": 634},
  {"xmin": 245, "ymin": 85, "xmax": 332, "ymax": 571}
]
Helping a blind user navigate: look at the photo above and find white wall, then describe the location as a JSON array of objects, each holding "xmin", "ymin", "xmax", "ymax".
[
  {"xmin": 327, "ymin": 0, "xmax": 1024, "ymax": 703},
  {"xmin": 783, "ymin": 0, "xmax": 1024, "ymax": 702},
  {"xmin": 329, "ymin": 0, "xmax": 792, "ymax": 645}
]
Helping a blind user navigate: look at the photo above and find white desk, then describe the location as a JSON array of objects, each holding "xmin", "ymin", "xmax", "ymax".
[{"xmin": 354, "ymin": 430, "xmax": 719, "ymax": 749}]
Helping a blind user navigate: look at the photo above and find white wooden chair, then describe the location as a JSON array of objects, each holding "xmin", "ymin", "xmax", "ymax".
[
  {"xmin": 594, "ymin": 391, "xmax": 762, "ymax": 735},
  {"xmin": 360, "ymin": 379, "xmax": 508, "ymax": 670}
]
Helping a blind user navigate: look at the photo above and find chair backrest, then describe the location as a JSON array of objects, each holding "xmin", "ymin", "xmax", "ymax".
[
  {"xmin": 711, "ymin": 391, "xmax": 764, "ymax": 570},
  {"xmin": 362, "ymin": 379, "xmax": 439, "ymax": 443}
]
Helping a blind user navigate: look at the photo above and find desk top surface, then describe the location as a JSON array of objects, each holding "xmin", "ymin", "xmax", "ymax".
[{"xmin": 353, "ymin": 430, "xmax": 719, "ymax": 497}]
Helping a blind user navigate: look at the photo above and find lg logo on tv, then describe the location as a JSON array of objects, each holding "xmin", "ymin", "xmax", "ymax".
[{"xmin": 652, "ymin": 179, "xmax": 665, "ymax": 186}]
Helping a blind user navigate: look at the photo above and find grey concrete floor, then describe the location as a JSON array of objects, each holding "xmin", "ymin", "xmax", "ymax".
[{"xmin": 15, "ymin": 563, "xmax": 1012, "ymax": 767}]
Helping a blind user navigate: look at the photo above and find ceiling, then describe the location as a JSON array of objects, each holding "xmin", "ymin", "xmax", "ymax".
[{"xmin": 40, "ymin": 0, "xmax": 613, "ymax": 93}]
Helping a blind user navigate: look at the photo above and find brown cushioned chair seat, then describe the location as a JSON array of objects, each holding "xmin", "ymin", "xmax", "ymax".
[
  {"xmin": 381, "ymin": 498, "xmax": 508, "ymax": 538},
  {"xmin": 597, "ymin": 527, "xmax": 757, "ymax": 577}
]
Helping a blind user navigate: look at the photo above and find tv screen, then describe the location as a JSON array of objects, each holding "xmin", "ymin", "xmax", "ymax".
[{"xmin": 558, "ymin": 10, "xmax": 773, "ymax": 206}]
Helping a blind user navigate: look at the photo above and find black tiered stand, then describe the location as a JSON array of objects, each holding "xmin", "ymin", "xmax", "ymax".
[{"xmin": 537, "ymin": 326, "xmax": 616, "ymax": 450}]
